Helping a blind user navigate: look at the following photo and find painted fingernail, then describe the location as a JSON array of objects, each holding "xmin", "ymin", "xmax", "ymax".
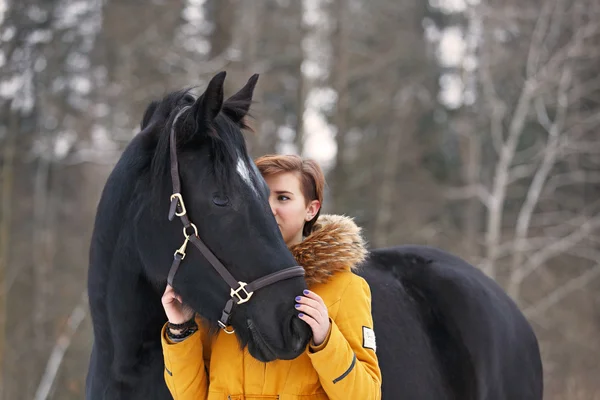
[
  {"xmin": 295, "ymin": 304, "xmax": 301, "ymax": 309},
  {"xmin": 303, "ymin": 290, "xmax": 310, "ymax": 295},
  {"xmin": 295, "ymin": 296, "xmax": 301, "ymax": 302},
  {"xmin": 298, "ymin": 313, "xmax": 305, "ymax": 318}
]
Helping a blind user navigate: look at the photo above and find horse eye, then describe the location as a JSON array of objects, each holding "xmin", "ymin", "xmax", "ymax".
[{"xmin": 212, "ymin": 194, "xmax": 230, "ymax": 207}]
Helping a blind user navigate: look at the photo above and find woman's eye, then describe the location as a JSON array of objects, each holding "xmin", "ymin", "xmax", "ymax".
[
  {"xmin": 278, "ymin": 195, "xmax": 290, "ymax": 201},
  {"xmin": 213, "ymin": 194, "xmax": 230, "ymax": 207}
]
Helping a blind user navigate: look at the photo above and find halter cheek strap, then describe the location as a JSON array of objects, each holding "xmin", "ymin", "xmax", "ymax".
[{"xmin": 165, "ymin": 106, "xmax": 305, "ymax": 333}]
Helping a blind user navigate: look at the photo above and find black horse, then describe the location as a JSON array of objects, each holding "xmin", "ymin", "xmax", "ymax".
[
  {"xmin": 86, "ymin": 72, "xmax": 312, "ymax": 399},
  {"xmin": 86, "ymin": 72, "xmax": 543, "ymax": 399}
]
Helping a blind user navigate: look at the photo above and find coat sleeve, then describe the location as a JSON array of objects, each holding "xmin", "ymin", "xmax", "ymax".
[
  {"xmin": 307, "ymin": 276, "xmax": 382, "ymax": 400},
  {"xmin": 161, "ymin": 317, "xmax": 212, "ymax": 400}
]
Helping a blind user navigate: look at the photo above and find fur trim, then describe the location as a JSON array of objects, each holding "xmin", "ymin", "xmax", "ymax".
[{"xmin": 289, "ymin": 214, "xmax": 368, "ymax": 287}]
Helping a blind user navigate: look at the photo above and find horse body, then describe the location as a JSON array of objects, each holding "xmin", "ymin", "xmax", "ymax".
[{"xmin": 362, "ymin": 246, "xmax": 543, "ymax": 400}]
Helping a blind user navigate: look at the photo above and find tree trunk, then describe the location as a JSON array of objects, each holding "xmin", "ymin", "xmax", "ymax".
[
  {"xmin": 208, "ymin": 0, "xmax": 234, "ymax": 58},
  {"xmin": 330, "ymin": 0, "xmax": 350, "ymax": 213},
  {"xmin": 0, "ymin": 102, "xmax": 18, "ymax": 400}
]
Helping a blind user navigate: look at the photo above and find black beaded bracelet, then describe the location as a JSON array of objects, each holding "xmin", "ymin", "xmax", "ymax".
[
  {"xmin": 167, "ymin": 326, "xmax": 198, "ymax": 341},
  {"xmin": 167, "ymin": 317, "xmax": 197, "ymax": 331}
]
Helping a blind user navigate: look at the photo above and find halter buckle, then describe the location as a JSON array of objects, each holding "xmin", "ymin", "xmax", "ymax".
[
  {"xmin": 170, "ymin": 193, "xmax": 187, "ymax": 217},
  {"xmin": 230, "ymin": 281, "xmax": 253, "ymax": 304}
]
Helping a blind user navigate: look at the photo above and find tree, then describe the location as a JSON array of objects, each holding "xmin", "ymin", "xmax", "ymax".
[{"xmin": 445, "ymin": 0, "xmax": 600, "ymax": 395}]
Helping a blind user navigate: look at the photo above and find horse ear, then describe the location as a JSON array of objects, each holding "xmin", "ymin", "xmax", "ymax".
[
  {"xmin": 190, "ymin": 71, "xmax": 226, "ymax": 125},
  {"xmin": 224, "ymin": 74, "xmax": 259, "ymax": 124}
]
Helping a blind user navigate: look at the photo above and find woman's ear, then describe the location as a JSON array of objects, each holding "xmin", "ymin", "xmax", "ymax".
[{"xmin": 305, "ymin": 200, "xmax": 321, "ymax": 221}]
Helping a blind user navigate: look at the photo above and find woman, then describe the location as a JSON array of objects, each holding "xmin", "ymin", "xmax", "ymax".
[{"xmin": 161, "ymin": 155, "xmax": 381, "ymax": 400}]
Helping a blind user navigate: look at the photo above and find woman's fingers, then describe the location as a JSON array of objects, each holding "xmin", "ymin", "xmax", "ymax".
[
  {"xmin": 162, "ymin": 285, "xmax": 195, "ymax": 324},
  {"xmin": 295, "ymin": 303, "xmax": 324, "ymax": 321},
  {"xmin": 303, "ymin": 290, "xmax": 326, "ymax": 306},
  {"xmin": 162, "ymin": 285, "xmax": 176, "ymax": 304},
  {"xmin": 163, "ymin": 285, "xmax": 183, "ymax": 304},
  {"xmin": 296, "ymin": 294, "xmax": 331, "ymax": 346},
  {"xmin": 295, "ymin": 296, "xmax": 323, "ymax": 313},
  {"xmin": 162, "ymin": 286, "xmax": 184, "ymax": 309},
  {"xmin": 297, "ymin": 312, "xmax": 319, "ymax": 330},
  {"xmin": 295, "ymin": 290, "xmax": 328, "ymax": 323}
]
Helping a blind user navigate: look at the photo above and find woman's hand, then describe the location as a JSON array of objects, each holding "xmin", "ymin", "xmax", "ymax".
[
  {"xmin": 162, "ymin": 285, "xmax": 195, "ymax": 328},
  {"xmin": 295, "ymin": 290, "xmax": 331, "ymax": 346}
]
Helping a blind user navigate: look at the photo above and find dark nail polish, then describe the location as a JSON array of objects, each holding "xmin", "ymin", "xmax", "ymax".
[
  {"xmin": 295, "ymin": 304, "xmax": 301, "ymax": 309},
  {"xmin": 295, "ymin": 296, "xmax": 301, "ymax": 302},
  {"xmin": 303, "ymin": 290, "xmax": 310, "ymax": 295},
  {"xmin": 298, "ymin": 313, "xmax": 305, "ymax": 318}
]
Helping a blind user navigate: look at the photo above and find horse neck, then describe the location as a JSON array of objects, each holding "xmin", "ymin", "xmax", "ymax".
[{"xmin": 89, "ymin": 226, "xmax": 166, "ymax": 367}]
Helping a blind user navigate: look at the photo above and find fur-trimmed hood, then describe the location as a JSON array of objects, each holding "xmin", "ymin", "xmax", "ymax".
[{"xmin": 289, "ymin": 214, "xmax": 368, "ymax": 287}]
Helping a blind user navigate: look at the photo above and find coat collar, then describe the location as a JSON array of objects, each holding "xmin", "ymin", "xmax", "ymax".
[{"xmin": 289, "ymin": 214, "xmax": 368, "ymax": 287}]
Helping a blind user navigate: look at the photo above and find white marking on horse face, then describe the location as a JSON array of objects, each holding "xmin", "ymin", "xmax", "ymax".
[{"xmin": 236, "ymin": 157, "xmax": 258, "ymax": 195}]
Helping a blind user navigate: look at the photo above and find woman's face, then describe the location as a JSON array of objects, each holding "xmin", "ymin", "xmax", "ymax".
[{"xmin": 264, "ymin": 172, "xmax": 320, "ymax": 246}]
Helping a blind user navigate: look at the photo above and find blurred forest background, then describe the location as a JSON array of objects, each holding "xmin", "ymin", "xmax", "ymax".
[{"xmin": 1, "ymin": 0, "xmax": 599, "ymax": 398}]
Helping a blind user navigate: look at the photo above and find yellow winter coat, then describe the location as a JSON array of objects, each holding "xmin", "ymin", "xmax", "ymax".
[{"xmin": 161, "ymin": 215, "xmax": 382, "ymax": 400}]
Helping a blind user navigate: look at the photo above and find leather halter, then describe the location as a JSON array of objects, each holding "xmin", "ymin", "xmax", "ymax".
[{"xmin": 165, "ymin": 106, "xmax": 305, "ymax": 333}]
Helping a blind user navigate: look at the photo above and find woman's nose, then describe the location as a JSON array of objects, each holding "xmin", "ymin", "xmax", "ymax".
[{"xmin": 269, "ymin": 199, "xmax": 277, "ymax": 215}]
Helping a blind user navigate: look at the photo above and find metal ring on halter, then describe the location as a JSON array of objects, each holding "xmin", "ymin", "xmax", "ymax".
[
  {"xmin": 218, "ymin": 320, "xmax": 236, "ymax": 334},
  {"xmin": 183, "ymin": 223, "xmax": 198, "ymax": 239}
]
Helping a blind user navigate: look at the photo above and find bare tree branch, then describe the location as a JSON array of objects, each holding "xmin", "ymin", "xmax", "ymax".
[
  {"xmin": 536, "ymin": 20, "xmax": 599, "ymax": 83},
  {"xmin": 533, "ymin": 314, "xmax": 600, "ymax": 354},
  {"xmin": 523, "ymin": 264, "xmax": 600, "ymax": 319},
  {"xmin": 507, "ymin": 163, "xmax": 539, "ymax": 185},
  {"xmin": 445, "ymin": 184, "xmax": 492, "ymax": 209},
  {"xmin": 513, "ymin": 215, "xmax": 600, "ymax": 285},
  {"xmin": 545, "ymin": 171, "xmax": 600, "ymax": 193},
  {"xmin": 480, "ymin": 77, "xmax": 536, "ymax": 278},
  {"xmin": 33, "ymin": 292, "xmax": 87, "ymax": 400},
  {"xmin": 494, "ymin": 236, "xmax": 555, "ymax": 259},
  {"xmin": 525, "ymin": 0, "xmax": 555, "ymax": 77},
  {"xmin": 508, "ymin": 66, "xmax": 571, "ymax": 299}
]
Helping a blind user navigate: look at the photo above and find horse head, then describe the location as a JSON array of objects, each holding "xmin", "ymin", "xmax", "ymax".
[{"xmin": 134, "ymin": 72, "xmax": 311, "ymax": 361}]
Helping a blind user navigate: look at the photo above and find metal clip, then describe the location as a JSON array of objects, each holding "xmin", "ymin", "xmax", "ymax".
[
  {"xmin": 170, "ymin": 193, "xmax": 187, "ymax": 217},
  {"xmin": 174, "ymin": 236, "xmax": 189, "ymax": 259}
]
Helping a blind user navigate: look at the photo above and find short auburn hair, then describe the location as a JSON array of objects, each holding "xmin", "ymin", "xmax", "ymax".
[{"xmin": 255, "ymin": 154, "xmax": 325, "ymax": 237}]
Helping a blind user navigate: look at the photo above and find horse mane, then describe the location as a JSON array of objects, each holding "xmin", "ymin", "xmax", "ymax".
[{"xmin": 143, "ymin": 88, "xmax": 255, "ymax": 215}]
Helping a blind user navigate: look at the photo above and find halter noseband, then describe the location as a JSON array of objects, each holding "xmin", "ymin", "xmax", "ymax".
[{"xmin": 165, "ymin": 106, "xmax": 305, "ymax": 333}]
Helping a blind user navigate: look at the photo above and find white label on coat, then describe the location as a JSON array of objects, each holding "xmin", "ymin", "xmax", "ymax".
[{"xmin": 362, "ymin": 326, "xmax": 376, "ymax": 352}]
